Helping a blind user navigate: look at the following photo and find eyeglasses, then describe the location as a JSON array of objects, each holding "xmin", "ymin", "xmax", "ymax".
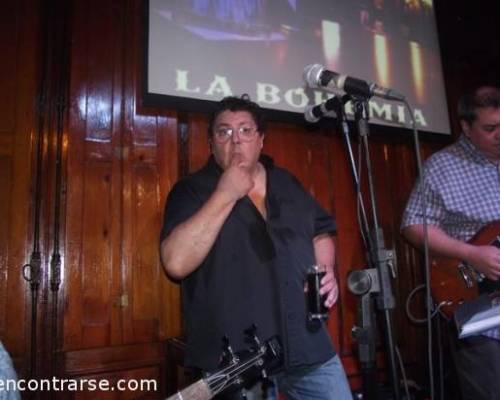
[{"xmin": 213, "ymin": 125, "xmax": 258, "ymax": 143}]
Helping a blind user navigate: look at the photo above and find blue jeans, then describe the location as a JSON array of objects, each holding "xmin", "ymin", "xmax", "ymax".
[
  {"xmin": 0, "ymin": 341, "xmax": 20, "ymax": 400},
  {"xmin": 240, "ymin": 355, "xmax": 352, "ymax": 400}
]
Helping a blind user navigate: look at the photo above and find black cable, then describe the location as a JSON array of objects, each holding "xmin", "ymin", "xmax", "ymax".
[
  {"xmin": 395, "ymin": 345, "xmax": 411, "ymax": 400},
  {"xmin": 403, "ymin": 99, "xmax": 434, "ymax": 399}
]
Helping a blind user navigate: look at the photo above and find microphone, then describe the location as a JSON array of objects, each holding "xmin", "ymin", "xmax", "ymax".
[
  {"xmin": 304, "ymin": 96, "xmax": 339, "ymax": 123},
  {"xmin": 303, "ymin": 64, "xmax": 405, "ymax": 101}
]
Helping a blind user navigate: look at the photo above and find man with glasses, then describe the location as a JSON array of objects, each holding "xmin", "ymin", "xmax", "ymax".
[{"xmin": 160, "ymin": 95, "xmax": 351, "ymax": 399}]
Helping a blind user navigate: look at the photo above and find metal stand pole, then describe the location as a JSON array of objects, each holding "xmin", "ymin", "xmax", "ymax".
[{"xmin": 336, "ymin": 97, "xmax": 401, "ymax": 400}]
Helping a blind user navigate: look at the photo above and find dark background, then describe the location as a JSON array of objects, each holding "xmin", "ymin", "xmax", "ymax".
[{"xmin": 434, "ymin": 0, "xmax": 500, "ymax": 134}]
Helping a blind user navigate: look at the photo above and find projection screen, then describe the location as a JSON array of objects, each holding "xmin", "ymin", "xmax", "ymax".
[{"xmin": 147, "ymin": 0, "xmax": 450, "ymax": 134}]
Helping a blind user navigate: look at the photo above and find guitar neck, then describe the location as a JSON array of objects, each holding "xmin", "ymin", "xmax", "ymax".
[
  {"xmin": 166, "ymin": 379, "xmax": 213, "ymax": 400},
  {"xmin": 164, "ymin": 335, "xmax": 282, "ymax": 400}
]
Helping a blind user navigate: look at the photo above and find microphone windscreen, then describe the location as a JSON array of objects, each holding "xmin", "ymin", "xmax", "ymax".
[
  {"xmin": 303, "ymin": 64, "xmax": 325, "ymax": 89},
  {"xmin": 304, "ymin": 105, "xmax": 320, "ymax": 123}
]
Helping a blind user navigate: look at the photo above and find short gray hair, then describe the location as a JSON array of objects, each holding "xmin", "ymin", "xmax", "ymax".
[{"xmin": 457, "ymin": 86, "xmax": 500, "ymax": 125}]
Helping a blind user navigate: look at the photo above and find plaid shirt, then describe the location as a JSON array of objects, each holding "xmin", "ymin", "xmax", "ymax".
[{"xmin": 402, "ymin": 135, "xmax": 500, "ymax": 339}]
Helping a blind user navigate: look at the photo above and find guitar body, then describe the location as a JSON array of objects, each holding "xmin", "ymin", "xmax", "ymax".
[
  {"xmin": 430, "ymin": 257, "xmax": 478, "ymax": 318},
  {"xmin": 430, "ymin": 221, "xmax": 500, "ymax": 318}
]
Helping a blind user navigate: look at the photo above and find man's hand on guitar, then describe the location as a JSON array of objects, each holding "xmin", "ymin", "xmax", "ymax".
[{"xmin": 466, "ymin": 245, "xmax": 500, "ymax": 281}]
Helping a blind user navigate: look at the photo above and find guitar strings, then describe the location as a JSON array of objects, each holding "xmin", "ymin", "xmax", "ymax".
[
  {"xmin": 206, "ymin": 351, "xmax": 266, "ymax": 394},
  {"xmin": 207, "ymin": 354, "xmax": 264, "ymax": 394}
]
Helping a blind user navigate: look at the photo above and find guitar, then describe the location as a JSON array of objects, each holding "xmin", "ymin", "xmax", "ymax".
[
  {"xmin": 431, "ymin": 221, "xmax": 500, "ymax": 318},
  {"xmin": 166, "ymin": 335, "xmax": 282, "ymax": 400}
]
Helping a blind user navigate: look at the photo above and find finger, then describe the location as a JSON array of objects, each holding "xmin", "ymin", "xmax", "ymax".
[
  {"xmin": 328, "ymin": 281, "xmax": 339, "ymax": 304},
  {"xmin": 324, "ymin": 287, "xmax": 338, "ymax": 308},
  {"xmin": 329, "ymin": 285, "xmax": 339, "ymax": 306},
  {"xmin": 324, "ymin": 292, "xmax": 332, "ymax": 308},
  {"xmin": 320, "ymin": 273, "xmax": 336, "ymax": 294},
  {"xmin": 486, "ymin": 272, "xmax": 499, "ymax": 281},
  {"xmin": 319, "ymin": 280, "xmax": 335, "ymax": 295},
  {"xmin": 330, "ymin": 288, "xmax": 339, "ymax": 306},
  {"xmin": 321, "ymin": 273, "xmax": 333, "ymax": 286}
]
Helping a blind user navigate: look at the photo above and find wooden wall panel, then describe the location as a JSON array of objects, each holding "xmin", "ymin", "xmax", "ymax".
[
  {"xmin": 0, "ymin": 1, "xmax": 17, "ymax": 130},
  {"xmin": 71, "ymin": 366, "xmax": 160, "ymax": 400},
  {"xmin": 126, "ymin": 152, "xmax": 163, "ymax": 343},
  {"xmin": 80, "ymin": 161, "xmax": 114, "ymax": 345},
  {"xmin": 321, "ymin": 131, "xmax": 364, "ymax": 360},
  {"xmin": 64, "ymin": 0, "xmax": 127, "ymax": 352},
  {"xmin": 63, "ymin": 342, "xmax": 165, "ymax": 399},
  {"xmin": 0, "ymin": 156, "xmax": 11, "ymax": 333},
  {"xmin": 187, "ymin": 113, "xmax": 210, "ymax": 173},
  {"xmin": 0, "ymin": 0, "xmax": 40, "ymax": 375},
  {"xmin": 124, "ymin": 0, "xmax": 182, "ymax": 345},
  {"xmin": 60, "ymin": 0, "xmax": 181, "ymax": 393},
  {"xmin": 154, "ymin": 115, "xmax": 181, "ymax": 340}
]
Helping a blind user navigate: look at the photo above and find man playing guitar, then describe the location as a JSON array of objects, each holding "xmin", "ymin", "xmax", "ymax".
[{"xmin": 401, "ymin": 85, "xmax": 500, "ymax": 400}]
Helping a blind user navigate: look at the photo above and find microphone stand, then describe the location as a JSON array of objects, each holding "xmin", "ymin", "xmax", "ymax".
[{"xmin": 334, "ymin": 97, "xmax": 400, "ymax": 400}]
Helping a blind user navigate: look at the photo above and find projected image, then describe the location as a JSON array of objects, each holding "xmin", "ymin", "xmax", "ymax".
[
  {"xmin": 148, "ymin": 0, "xmax": 450, "ymax": 134},
  {"xmin": 159, "ymin": 0, "xmax": 290, "ymax": 41}
]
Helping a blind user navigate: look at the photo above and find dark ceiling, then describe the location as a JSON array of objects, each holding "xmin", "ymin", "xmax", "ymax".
[
  {"xmin": 432, "ymin": 0, "xmax": 499, "ymax": 131},
  {"xmin": 434, "ymin": 0, "xmax": 500, "ymax": 88}
]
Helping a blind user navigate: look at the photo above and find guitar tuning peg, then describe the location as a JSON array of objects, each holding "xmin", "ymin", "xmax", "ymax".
[
  {"xmin": 244, "ymin": 324, "xmax": 262, "ymax": 349},
  {"xmin": 221, "ymin": 335, "xmax": 238, "ymax": 365},
  {"xmin": 244, "ymin": 324, "xmax": 257, "ymax": 336}
]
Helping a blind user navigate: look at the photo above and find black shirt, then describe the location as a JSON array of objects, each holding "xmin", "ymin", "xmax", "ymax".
[{"xmin": 160, "ymin": 155, "xmax": 337, "ymax": 371}]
